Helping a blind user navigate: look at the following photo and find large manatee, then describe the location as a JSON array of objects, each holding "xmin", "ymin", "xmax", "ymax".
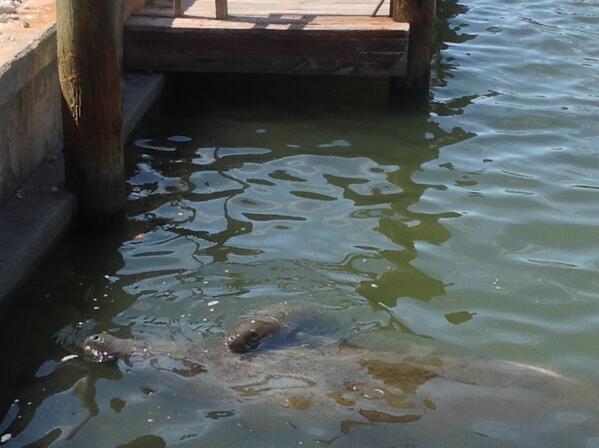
[{"xmin": 81, "ymin": 333, "xmax": 599, "ymax": 447}]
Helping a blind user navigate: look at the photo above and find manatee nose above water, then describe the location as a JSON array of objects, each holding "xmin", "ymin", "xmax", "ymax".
[{"xmin": 225, "ymin": 316, "xmax": 283, "ymax": 353}]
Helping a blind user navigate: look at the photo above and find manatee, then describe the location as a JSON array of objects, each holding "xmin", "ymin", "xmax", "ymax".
[
  {"xmin": 224, "ymin": 303, "xmax": 338, "ymax": 353},
  {"xmin": 79, "ymin": 333, "xmax": 599, "ymax": 446}
]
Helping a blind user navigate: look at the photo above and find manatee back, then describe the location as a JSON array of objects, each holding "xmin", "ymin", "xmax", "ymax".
[
  {"xmin": 277, "ymin": 304, "xmax": 341, "ymax": 345},
  {"xmin": 225, "ymin": 303, "xmax": 340, "ymax": 353}
]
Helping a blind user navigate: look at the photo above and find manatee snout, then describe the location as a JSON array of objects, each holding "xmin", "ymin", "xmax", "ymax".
[
  {"xmin": 225, "ymin": 318, "xmax": 282, "ymax": 353},
  {"xmin": 83, "ymin": 333, "xmax": 118, "ymax": 362},
  {"xmin": 225, "ymin": 332, "xmax": 255, "ymax": 353}
]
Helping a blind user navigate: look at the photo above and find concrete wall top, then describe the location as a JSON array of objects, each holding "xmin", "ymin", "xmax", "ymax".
[{"xmin": 0, "ymin": 0, "xmax": 57, "ymax": 110}]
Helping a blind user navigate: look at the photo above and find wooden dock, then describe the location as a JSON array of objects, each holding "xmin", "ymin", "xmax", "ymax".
[
  {"xmin": 55, "ymin": 0, "xmax": 435, "ymax": 217},
  {"xmin": 124, "ymin": 0, "xmax": 423, "ymax": 78}
]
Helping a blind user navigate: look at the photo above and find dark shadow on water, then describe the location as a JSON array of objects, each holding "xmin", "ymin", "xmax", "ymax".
[
  {"xmin": 0, "ymin": 221, "xmax": 128, "ymax": 415},
  {"xmin": 167, "ymin": 72, "xmax": 413, "ymax": 115}
]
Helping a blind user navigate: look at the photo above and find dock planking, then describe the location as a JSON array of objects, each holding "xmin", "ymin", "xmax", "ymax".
[
  {"xmin": 137, "ymin": 0, "xmax": 394, "ymax": 18},
  {"xmin": 124, "ymin": 0, "xmax": 410, "ymax": 77}
]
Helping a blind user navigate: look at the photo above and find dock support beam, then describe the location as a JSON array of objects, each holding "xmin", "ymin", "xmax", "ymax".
[
  {"xmin": 391, "ymin": 0, "xmax": 436, "ymax": 96},
  {"xmin": 215, "ymin": 0, "xmax": 228, "ymax": 19},
  {"xmin": 56, "ymin": 0, "xmax": 126, "ymax": 218},
  {"xmin": 174, "ymin": 0, "xmax": 183, "ymax": 16}
]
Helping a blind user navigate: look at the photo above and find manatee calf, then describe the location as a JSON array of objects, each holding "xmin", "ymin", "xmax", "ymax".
[{"xmin": 225, "ymin": 303, "xmax": 338, "ymax": 353}]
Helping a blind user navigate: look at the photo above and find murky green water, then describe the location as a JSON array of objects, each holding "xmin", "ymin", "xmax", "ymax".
[{"xmin": 2, "ymin": 0, "xmax": 599, "ymax": 446}]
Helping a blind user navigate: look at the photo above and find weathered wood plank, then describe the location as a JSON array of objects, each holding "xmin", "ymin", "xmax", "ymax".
[
  {"xmin": 125, "ymin": 15, "xmax": 408, "ymax": 76},
  {"xmin": 136, "ymin": 0, "xmax": 392, "ymax": 18},
  {"xmin": 127, "ymin": 14, "xmax": 409, "ymax": 33}
]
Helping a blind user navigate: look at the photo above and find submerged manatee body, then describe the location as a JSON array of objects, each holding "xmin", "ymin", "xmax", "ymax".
[
  {"xmin": 83, "ymin": 333, "xmax": 188, "ymax": 363},
  {"xmin": 225, "ymin": 303, "xmax": 338, "ymax": 353},
  {"xmin": 79, "ymin": 332, "xmax": 599, "ymax": 447}
]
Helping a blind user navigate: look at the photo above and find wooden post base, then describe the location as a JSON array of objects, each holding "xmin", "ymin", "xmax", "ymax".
[
  {"xmin": 391, "ymin": 0, "xmax": 436, "ymax": 97},
  {"xmin": 56, "ymin": 0, "xmax": 126, "ymax": 218}
]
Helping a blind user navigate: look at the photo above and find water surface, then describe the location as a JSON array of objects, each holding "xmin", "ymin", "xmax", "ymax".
[{"xmin": 1, "ymin": 0, "xmax": 599, "ymax": 446}]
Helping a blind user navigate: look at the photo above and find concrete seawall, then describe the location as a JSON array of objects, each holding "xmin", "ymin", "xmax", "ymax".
[
  {"xmin": 0, "ymin": 0, "xmax": 162, "ymax": 307},
  {"xmin": 0, "ymin": 1, "xmax": 60, "ymax": 208}
]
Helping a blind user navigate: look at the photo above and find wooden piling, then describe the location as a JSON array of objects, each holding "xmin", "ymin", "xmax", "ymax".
[
  {"xmin": 215, "ymin": 0, "xmax": 228, "ymax": 19},
  {"xmin": 391, "ymin": 0, "xmax": 436, "ymax": 95},
  {"xmin": 56, "ymin": 0, "xmax": 126, "ymax": 218},
  {"xmin": 174, "ymin": 0, "xmax": 183, "ymax": 17}
]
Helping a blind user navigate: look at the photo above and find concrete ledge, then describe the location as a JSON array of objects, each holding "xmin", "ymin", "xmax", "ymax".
[
  {"xmin": 0, "ymin": 71, "xmax": 164, "ymax": 308},
  {"xmin": 0, "ymin": 153, "xmax": 76, "ymax": 304},
  {"xmin": 124, "ymin": 72, "xmax": 165, "ymax": 138},
  {"xmin": 0, "ymin": 0, "xmax": 163, "ymax": 307},
  {"xmin": 0, "ymin": 0, "xmax": 56, "ymax": 108},
  {"xmin": 0, "ymin": 0, "xmax": 61, "ymax": 207}
]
